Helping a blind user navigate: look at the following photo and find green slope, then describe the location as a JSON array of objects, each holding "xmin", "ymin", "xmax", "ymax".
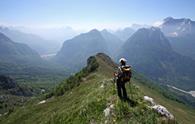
[
  {"xmin": 133, "ymin": 78, "xmax": 195, "ymax": 124},
  {"xmin": 1, "ymin": 53, "xmax": 194, "ymax": 124}
]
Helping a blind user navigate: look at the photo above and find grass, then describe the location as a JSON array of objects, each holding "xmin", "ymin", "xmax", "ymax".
[
  {"xmin": 0, "ymin": 72, "xmax": 162, "ymax": 124},
  {"xmin": 133, "ymin": 77, "xmax": 195, "ymax": 124},
  {"xmin": 0, "ymin": 54, "xmax": 161, "ymax": 124},
  {"xmin": 0, "ymin": 53, "xmax": 193, "ymax": 124},
  {"xmin": 0, "ymin": 64, "xmax": 67, "ymax": 115}
]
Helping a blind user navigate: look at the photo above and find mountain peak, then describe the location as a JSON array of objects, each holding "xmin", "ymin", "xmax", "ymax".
[
  {"xmin": 55, "ymin": 28, "xmax": 109, "ymax": 71},
  {"xmin": 138, "ymin": 27, "xmax": 160, "ymax": 32},
  {"xmin": 161, "ymin": 17, "xmax": 195, "ymax": 37},
  {"xmin": 163, "ymin": 17, "xmax": 193, "ymax": 25},
  {"xmin": 84, "ymin": 29, "xmax": 102, "ymax": 37},
  {"xmin": 89, "ymin": 29, "xmax": 100, "ymax": 34},
  {"xmin": 96, "ymin": 52, "xmax": 109, "ymax": 58},
  {"xmin": 163, "ymin": 17, "xmax": 174, "ymax": 22},
  {"xmin": 101, "ymin": 29, "xmax": 108, "ymax": 32},
  {"xmin": 135, "ymin": 27, "xmax": 162, "ymax": 36},
  {"xmin": 101, "ymin": 29, "xmax": 111, "ymax": 35},
  {"xmin": 122, "ymin": 27, "xmax": 172, "ymax": 55},
  {"xmin": 96, "ymin": 53, "xmax": 117, "ymax": 67},
  {"xmin": 85, "ymin": 53, "xmax": 117, "ymax": 72},
  {"xmin": 101, "ymin": 29, "xmax": 109, "ymax": 34}
]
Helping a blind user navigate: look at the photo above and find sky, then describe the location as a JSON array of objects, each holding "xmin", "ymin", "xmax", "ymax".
[{"xmin": 0, "ymin": 0, "xmax": 195, "ymax": 30}]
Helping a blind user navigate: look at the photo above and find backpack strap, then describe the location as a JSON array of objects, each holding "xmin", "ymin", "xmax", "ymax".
[{"xmin": 117, "ymin": 66, "xmax": 123, "ymax": 78}]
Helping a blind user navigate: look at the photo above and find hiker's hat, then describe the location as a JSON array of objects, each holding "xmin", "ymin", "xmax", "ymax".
[{"xmin": 119, "ymin": 58, "xmax": 127, "ymax": 63}]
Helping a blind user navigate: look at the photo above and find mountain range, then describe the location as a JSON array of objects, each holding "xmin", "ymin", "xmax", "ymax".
[
  {"xmin": 159, "ymin": 17, "xmax": 195, "ymax": 60},
  {"xmin": 113, "ymin": 27, "xmax": 135, "ymax": 41},
  {"xmin": 54, "ymin": 22, "xmax": 195, "ymax": 91},
  {"xmin": 0, "ymin": 32, "xmax": 69, "ymax": 115},
  {"xmin": 54, "ymin": 29, "xmax": 121, "ymax": 71},
  {"xmin": 118, "ymin": 27, "xmax": 195, "ymax": 91},
  {"xmin": 0, "ymin": 32, "xmax": 41, "ymax": 64},
  {"xmin": 0, "ymin": 26, "xmax": 60, "ymax": 54},
  {"xmin": 0, "ymin": 17, "xmax": 195, "ymax": 123},
  {"xmin": 160, "ymin": 17, "xmax": 195, "ymax": 37},
  {"xmin": 0, "ymin": 32, "xmax": 66, "ymax": 87}
]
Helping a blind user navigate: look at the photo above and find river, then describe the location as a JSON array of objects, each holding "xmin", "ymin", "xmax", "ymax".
[{"xmin": 167, "ymin": 85, "xmax": 195, "ymax": 97}]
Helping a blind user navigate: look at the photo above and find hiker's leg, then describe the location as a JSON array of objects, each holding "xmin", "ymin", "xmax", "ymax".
[
  {"xmin": 116, "ymin": 80, "xmax": 122, "ymax": 99},
  {"xmin": 121, "ymin": 82, "xmax": 128, "ymax": 99}
]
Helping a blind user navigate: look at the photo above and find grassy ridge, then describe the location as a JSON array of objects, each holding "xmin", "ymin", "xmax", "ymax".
[
  {"xmin": 0, "ymin": 53, "xmax": 194, "ymax": 124},
  {"xmin": 0, "ymin": 54, "xmax": 160, "ymax": 124},
  {"xmin": 0, "ymin": 70, "xmax": 162, "ymax": 124}
]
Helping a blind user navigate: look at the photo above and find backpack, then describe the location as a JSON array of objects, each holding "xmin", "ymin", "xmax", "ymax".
[{"xmin": 120, "ymin": 65, "xmax": 132, "ymax": 82}]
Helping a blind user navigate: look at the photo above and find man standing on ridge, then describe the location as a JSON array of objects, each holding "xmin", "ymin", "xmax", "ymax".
[{"xmin": 114, "ymin": 58, "xmax": 132, "ymax": 101}]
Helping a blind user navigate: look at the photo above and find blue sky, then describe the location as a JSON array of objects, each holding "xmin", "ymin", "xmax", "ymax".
[{"xmin": 0, "ymin": 0, "xmax": 195, "ymax": 30}]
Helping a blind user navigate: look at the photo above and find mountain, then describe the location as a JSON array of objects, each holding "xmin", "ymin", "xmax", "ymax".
[
  {"xmin": 118, "ymin": 27, "xmax": 195, "ymax": 91},
  {"xmin": 0, "ymin": 32, "xmax": 67, "ymax": 88},
  {"xmin": 160, "ymin": 17, "xmax": 195, "ymax": 36},
  {"xmin": 0, "ymin": 26, "xmax": 59, "ymax": 54},
  {"xmin": 131, "ymin": 24, "xmax": 150, "ymax": 30},
  {"xmin": 16, "ymin": 26, "xmax": 78, "ymax": 42},
  {"xmin": 159, "ymin": 17, "xmax": 195, "ymax": 59},
  {"xmin": 0, "ymin": 33, "xmax": 67, "ymax": 113},
  {"xmin": 54, "ymin": 29, "xmax": 125, "ymax": 71},
  {"xmin": 54, "ymin": 29, "xmax": 109, "ymax": 71},
  {"xmin": 100, "ymin": 29, "xmax": 122, "ymax": 58},
  {"xmin": 1, "ymin": 53, "xmax": 195, "ymax": 124},
  {"xmin": 0, "ymin": 32, "xmax": 41, "ymax": 64},
  {"xmin": 114, "ymin": 27, "xmax": 135, "ymax": 41}
]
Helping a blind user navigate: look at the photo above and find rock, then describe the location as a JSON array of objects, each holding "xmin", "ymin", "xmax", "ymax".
[
  {"xmin": 100, "ymin": 84, "xmax": 104, "ymax": 88},
  {"xmin": 144, "ymin": 96, "xmax": 155, "ymax": 105},
  {"xmin": 152, "ymin": 105, "xmax": 174, "ymax": 119},
  {"xmin": 41, "ymin": 89, "xmax": 46, "ymax": 94},
  {"xmin": 103, "ymin": 104, "xmax": 114, "ymax": 117},
  {"xmin": 110, "ymin": 104, "xmax": 114, "ymax": 109},
  {"xmin": 104, "ymin": 107, "xmax": 111, "ymax": 117},
  {"xmin": 38, "ymin": 100, "xmax": 46, "ymax": 105},
  {"xmin": 144, "ymin": 96, "xmax": 174, "ymax": 119}
]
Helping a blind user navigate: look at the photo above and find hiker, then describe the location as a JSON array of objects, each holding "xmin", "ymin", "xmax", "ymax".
[{"xmin": 114, "ymin": 58, "xmax": 132, "ymax": 100}]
